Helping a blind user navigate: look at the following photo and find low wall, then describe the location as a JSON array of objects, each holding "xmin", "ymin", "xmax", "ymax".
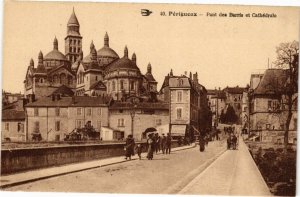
[{"xmin": 1, "ymin": 141, "xmax": 181, "ymax": 175}]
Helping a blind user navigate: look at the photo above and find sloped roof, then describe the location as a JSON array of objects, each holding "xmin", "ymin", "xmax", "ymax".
[
  {"xmin": 26, "ymin": 96, "xmax": 111, "ymax": 107},
  {"xmin": 109, "ymin": 101, "xmax": 169, "ymax": 110},
  {"xmin": 68, "ymin": 9, "xmax": 79, "ymax": 26},
  {"xmin": 169, "ymin": 77, "xmax": 190, "ymax": 88},
  {"xmin": 90, "ymin": 81, "xmax": 106, "ymax": 90},
  {"xmin": 144, "ymin": 73, "xmax": 157, "ymax": 82},
  {"xmin": 50, "ymin": 85, "xmax": 74, "ymax": 97},
  {"xmin": 254, "ymin": 69, "xmax": 288, "ymax": 95},
  {"xmin": 2, "ymin": 109, "xmax": 25, "ymax": 121},
  {"xmin": 223, "ymin": 86, "xmax": 245, "ymax": 94}
]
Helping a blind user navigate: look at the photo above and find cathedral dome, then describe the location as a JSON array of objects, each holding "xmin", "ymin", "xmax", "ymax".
[
  {"xmin": 107, "ymin": 46, "xmax": 139, "ymax": 72},
  {"xmin": 44, "ymin": 50, "xmax": 67, "ymax": 61},
  {"xmin": 97, "ymin": 46, "xmax": 119, "ymax": 59},
  {"xmin": 44, "ymin": 37, "xmax": 67, "ymax": 61}
]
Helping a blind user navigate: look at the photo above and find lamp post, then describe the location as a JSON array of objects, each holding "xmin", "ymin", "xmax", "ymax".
[{"xmin": 129, "ymin": 99, "xmax": 138, "ymax": 137}]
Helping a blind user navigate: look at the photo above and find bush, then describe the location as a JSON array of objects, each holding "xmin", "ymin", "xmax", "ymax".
[{"xmin": 253, "ymin": 148, "xmax": 296, "ymax": 196}]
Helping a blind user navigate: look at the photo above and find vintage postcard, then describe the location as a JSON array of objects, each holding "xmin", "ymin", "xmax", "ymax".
[{"xmin": 1, "ymin": 1, "xmax": 299, "ymax": 196}]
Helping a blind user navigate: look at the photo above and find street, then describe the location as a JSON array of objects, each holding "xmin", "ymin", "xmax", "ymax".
[{"xmin": 5, "ymin": 140, "xmax": 226, "ymax": 194}]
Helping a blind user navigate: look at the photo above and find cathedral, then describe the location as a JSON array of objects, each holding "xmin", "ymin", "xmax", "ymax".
[{"xmin": 24, "ymin": 9, "xmax": 157, "ymax": 101}]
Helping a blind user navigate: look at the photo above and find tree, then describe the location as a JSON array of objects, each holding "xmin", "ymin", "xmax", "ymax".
[
  {"xmin": 274, "ymin": 40, "xmax": 298, "ymax": 151},
  {"xmin": 224, "ymin": 104, "xmax": 238, "ymax": 123}
]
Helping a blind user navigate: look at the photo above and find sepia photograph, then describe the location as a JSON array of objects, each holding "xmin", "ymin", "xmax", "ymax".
[{"xmin": 0, "ymin": 1, "xmax": 299, "ymax": 196}]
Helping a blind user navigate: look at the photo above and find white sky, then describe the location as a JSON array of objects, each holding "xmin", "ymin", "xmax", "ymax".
[{"xmin": 2, "ymin": 2, "xmax": 299, "ymax": 93}]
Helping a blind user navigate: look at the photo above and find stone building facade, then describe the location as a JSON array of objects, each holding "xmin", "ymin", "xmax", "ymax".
[
  {"xmin": 25, "ymin": 96, "xmax": 110, "ymax": 141},
  {"xmin": 158, "ymin": 70, "xmax": 210, "ymax": 139},
  {"xmin": 248, "ymin": 69, "xmax": 297, "ymax": 143}
]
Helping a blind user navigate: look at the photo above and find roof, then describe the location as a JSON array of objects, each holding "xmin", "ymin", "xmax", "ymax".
[
  {"xmin": 107, "ymin": 57, "xmax": 140, "ymax": 72},
  {"xmin": 50, "ymin": 85, "xmax": 74, "ymax": 96},
  {"xmin": 68, "ymin": 9, "xmax": 79, "ymax": 26},
  {"xmin": 169, "ymin": 77, "xmax": 191, "ymax": 88},
  {"xmin": 2, "ymin": 110, "xmax": 25, "ymax": 121},
  {"xmin": 97, "ymin": 46, "xmax": 119, "ymax": 59},
  {"xmin": 90, "ymin": 81, "xmax": 106, "ymax": 90},
  {"xmin": 26, "ymin": 96, "xmax": 111, "ymax": 107},
  {"xmin": 109, "ymin": 101, "xmax": 169, "ymax": 110},
  {"xmin": 144, "ymin": 73, "xmax": 157, "ymax": 82},
  {"xmin": 254, "ymin": 69, "xmax": 288, "ymax": 95},
  {"xmin": 44, "ymin": 49, "xmax": 67, "ymax": 61},
  {"xmin": 207, "ymin": 89, "xmax": 226, "ymax": 99},
  {"xmin": 223, "ymin": 86, "xmax": 245, "ymax": 94}
]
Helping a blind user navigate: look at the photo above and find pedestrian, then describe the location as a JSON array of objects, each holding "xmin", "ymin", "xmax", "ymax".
[
  {"xmin": 135, "ymin": 144, "xmax": 143, "ymax": 160},
  {"xmin": 161, "ymin": 133, "xmax": 167, "ymax": 154},
  {"xmin": 227, "ymin": 135, "xmax": 231, "ymax": 149},
  {"xmin": 154, "ymin": 133, "xmax": 161, "ymax": 154},
  {"xmin": 199, "ymin": 135, "xmax": 205, "ymax": 152},
  {"xmin": 232, "ymin": 134, "xmax": 237, "ymax": 150},
  {"xmin": 204, "ymin": 134, "xmax": 209, "ymax": 147},
  {"xmin": 125, "ymin": 134, "xmax": 135, "ymax": 160},
  {"xmin": 166, "ymin": 133, "xmax": 172, "ymax": 154},
  {"xmin": 147, "ymin": 133, "xmax": 155, "ymax": 160}
]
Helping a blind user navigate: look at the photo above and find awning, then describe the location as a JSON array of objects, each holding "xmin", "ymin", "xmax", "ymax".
[{"xmin": 171, "ymin": 125, "xmax": 186, "ymax": 136}]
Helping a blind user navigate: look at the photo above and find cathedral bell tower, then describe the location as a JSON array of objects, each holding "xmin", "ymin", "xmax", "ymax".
[{"xmin": 65, "ymin": 8, "xmax": 82, "ymax": 64}]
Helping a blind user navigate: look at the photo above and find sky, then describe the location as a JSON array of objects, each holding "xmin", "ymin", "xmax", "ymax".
[{"xmin": 2, "ymin": 1, "xmax": 299, "ymax": 93}]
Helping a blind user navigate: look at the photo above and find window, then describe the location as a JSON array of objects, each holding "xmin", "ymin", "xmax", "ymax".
[
  {"xmin": 130, "ymin": 81, "xmax": 135, "ymax": 90},
  {"xmin": 98, "ymin": 108, "xmax": 102, "ymax": 115},
  {"xmin": 34, "ymin": 108, "xmax": 39, "ymax": 116},
  {"xmin": 96, "ymin": 76, "xmax": 98, "ymax": 81},
  {"xmin": 55, "ymin": 108, "xmax": 60, "ymax": 116},
  {"xmin": 5, "ymin": 123, "xmax": 9, "ymax": 131},
  {"xmin": 77, "ymin": 108, "xmax": 82, "ymax": 115},
  {"xmin": 97, "ymin": 121, "xmax": 102, "ymax": 129},
  {"xmin": 156, "ymin": 119, "xmax": 162, "ymax": 126},
  {"xmin": 17, "ymin": 123, "xmax": 22, "ymax": 132},
  {"xmin": 177, "ymin": 91, "xmax": 183, "ymax": 102},
  {"xmin": 118, "ymin": 119, "xmax": 124, "ymax": 127},
  {"xmin": 176, "ymin": 108, "xmax": 182, "ymax": 119},
  {"xmin": 55, "ymin": 121, "xmax": 60, "ymax": 131},
  {"xmin": 34, "ymin": 121, "xmax": 40, "ymax": 132},
  {"xmin": 178, "ymin": 79, "xmax": 183, "ymax": 86},
  {"xmin": 112, "ymin": 81, "xmax": 116, "ymax": 91},
  {"xmin": 120, "ymin": 80, "xmax": 124, "ymax": 90},
  {"xmin": 76, "ymin": 120, "xmax": 83, "ymax": 128},
  {"xmin": 87, "ymin": 108, "xmax": 92, "ymax": 116}
]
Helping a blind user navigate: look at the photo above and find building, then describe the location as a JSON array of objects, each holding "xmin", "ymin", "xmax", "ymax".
[
  {"xmin": 25, "ymin": 96, "xmax": 110, "ymax": 141},
  {"xmin": 158, "ymin": 70, "xmax": 210, "ymax": 139},
  {"xmin": 207, "ymin": 88, "xmax": 226, "ymax": 127},
  {"xmin": 223, "ymin": 86, "xmax": 246, "ymax": 124},
  {"xmin": 108, "ymin": 99, "xmax": 169, "ymax": 141},
  {"xmin": 248, "ymin": 68, "xmax": 297, "ymax": 143},
  {"xmin": 24, "ymin": 9, "xmax": 157, "ymax": 101},
  {"xmin": 2, "ymin": 110, "xmax": 25, "ymax": 141}
]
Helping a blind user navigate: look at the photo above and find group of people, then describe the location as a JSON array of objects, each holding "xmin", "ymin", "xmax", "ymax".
[
  {"xmin": 227, "ymin": 133, "xmax": 238, "ymax": 150},
  {"xmin": 124, "ymin": 133, "xmax": 172, "ymax": 161}
]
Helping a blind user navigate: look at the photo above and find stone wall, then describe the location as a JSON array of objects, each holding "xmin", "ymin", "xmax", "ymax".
[{"xmin": 1, "ymin": 141, "xmax": 180, "ymax": 174}]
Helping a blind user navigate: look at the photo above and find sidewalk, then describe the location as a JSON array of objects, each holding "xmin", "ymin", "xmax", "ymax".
[
  {"xmin": 178, "ymin": 138, "xmax": 272, "ymax": 196},
  {"xmin": 0, "ymin": 144, "xmax": 195, "ymax": 189}
]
